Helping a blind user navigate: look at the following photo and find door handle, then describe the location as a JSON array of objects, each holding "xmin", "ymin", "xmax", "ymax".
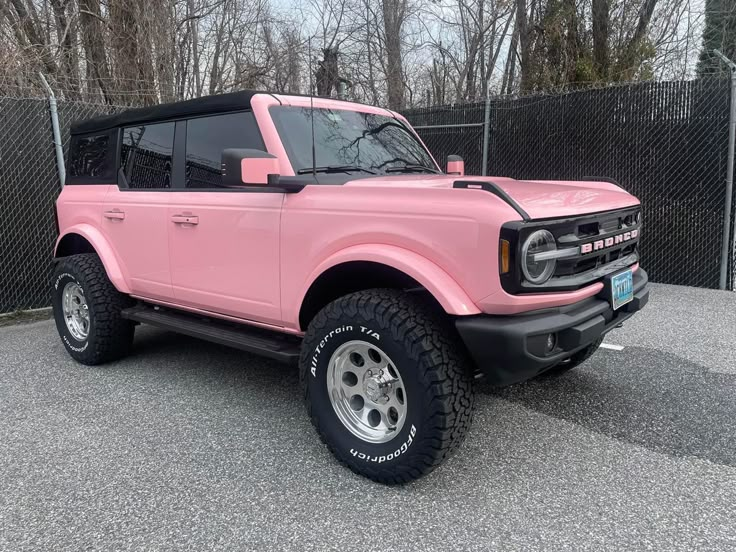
[
  {"xmin": 171, "ymin": 214, "xmax": 199, "ymax": 225},
  {"xmin": 104, "ymin": 210, "xmax": 125, "ymax": 220}
]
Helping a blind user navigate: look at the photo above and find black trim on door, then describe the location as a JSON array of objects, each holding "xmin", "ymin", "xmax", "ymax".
[{"xmin": 172, "ymin": 120, "xmax": 187, "ymax": 189}]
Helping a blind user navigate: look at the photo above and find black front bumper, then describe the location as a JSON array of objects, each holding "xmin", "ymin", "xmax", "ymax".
[{"xmin": 456, "ymin": 268, "xmax": 649, "ymax": 386}]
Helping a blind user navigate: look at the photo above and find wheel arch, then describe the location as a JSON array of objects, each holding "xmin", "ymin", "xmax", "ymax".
[
  {"xmin": 54, "ymin": 225, "xmax": 130, "ymax": 294},
  {"xmin": 296, "ymin": 245, "xmax": 480, "ymax": 331}
]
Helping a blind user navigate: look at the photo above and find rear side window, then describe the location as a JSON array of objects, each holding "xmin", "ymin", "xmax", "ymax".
[
  {"xmin": 68, "ymin": 132, "xmax": 115, "ymax": 182},
  {"xmin": 121, "ymin": 122, "xmax": 175, "ymax": 189},
  {"xmin": 185, "ymin": 111, "xmax": 264, "ymax": 188}
]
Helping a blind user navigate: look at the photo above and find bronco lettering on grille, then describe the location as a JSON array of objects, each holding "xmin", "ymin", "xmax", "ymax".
[{"xmin": 580, "ymin": 228, "xmax": 639, "ymax": 254}]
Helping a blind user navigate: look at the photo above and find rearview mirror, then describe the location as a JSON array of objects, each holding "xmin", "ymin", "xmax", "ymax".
[
  {"xmin": 447, "ymin": 155, "xmax": 464, "ymax": 176},
  {"xmin": 222, "ymin": 148, "xmax": 280, "ymax": 186}
]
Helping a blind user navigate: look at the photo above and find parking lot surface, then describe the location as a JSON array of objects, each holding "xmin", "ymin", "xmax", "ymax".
[{"xmin": 0, "ymin": 283, "xmax": 734, "ymax": 551}]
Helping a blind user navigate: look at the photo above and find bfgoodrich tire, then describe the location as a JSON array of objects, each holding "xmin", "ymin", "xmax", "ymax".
[
  {"xmin": 52, "ymin": 253, "xmax": 134, "ymax": 365},
  {"xmin": 300, "ymin": 289, "xmax": 475, "ymax": 484}
]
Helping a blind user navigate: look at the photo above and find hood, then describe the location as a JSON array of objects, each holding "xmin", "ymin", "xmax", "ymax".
[{"xmin": 343, "ymin": 175, "xmax": 640, "ymax": 219}]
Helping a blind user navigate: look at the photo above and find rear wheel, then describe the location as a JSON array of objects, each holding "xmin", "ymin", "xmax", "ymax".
[
  {"xmin": 543, "ymin": 337, "xmax": 603, "ymax": 376},
  {"xmin": 52, "ymin": 253, "xmax": 134, "ymax": 365},
  {"xmin": 300, "ymin": 289, "xmax": 475, "ymax": 484}
]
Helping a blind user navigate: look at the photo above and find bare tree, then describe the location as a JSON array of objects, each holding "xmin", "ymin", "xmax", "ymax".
[{"xmin": 0, "ymin": 0, "xmax": 709, "ymax": 106}]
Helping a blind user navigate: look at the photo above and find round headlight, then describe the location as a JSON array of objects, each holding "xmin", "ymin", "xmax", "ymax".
[{"xmin": 522, "ymin": 230, "xmax": 557, "ymax": 284}]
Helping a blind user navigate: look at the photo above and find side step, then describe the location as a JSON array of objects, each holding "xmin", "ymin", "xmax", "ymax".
[{"xmin": 122, "ymin": 304, "xmax": 302, "ymax": 364}]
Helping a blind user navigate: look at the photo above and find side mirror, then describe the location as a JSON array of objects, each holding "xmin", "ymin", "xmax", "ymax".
[
  {"xmin": 222, "ymin": 148, "xmax": 280, "ymax": 186},
  {"xmin": 447, "ymin": 155, "xmax": 464, "ymax": 176}
]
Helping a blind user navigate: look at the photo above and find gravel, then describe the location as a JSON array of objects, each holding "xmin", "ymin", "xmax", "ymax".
[{"xmin": 0, "ymin": 282, "xmax": 734, "ymax": 551}]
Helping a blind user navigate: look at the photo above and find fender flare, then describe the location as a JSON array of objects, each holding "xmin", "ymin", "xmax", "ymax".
[
  {"xmin": 295, "ymin": 244, "xmax": 480, "ymax": 325},
  {"xmin": 54, "ymin": 224, "xmax": 130, "ymax": 294}
]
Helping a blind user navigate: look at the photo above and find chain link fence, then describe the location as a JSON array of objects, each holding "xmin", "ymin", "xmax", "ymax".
[
  {"xmin": 405, "ymin": 79, "xmax": 735, "ymax": 290},
  {"xmin": 0, "ymin": 79, "xmax": 734, "ymax": 313},
  {"xmin": 0, "ymin": 96, "xmax": 120, "ymax": 313}
]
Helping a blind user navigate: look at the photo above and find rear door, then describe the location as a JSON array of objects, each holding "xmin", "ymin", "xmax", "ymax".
[
  {"xmin": 101, "ymin": 122, "xmax": 175, "ymax": 301},
  {"xmin": 167, "ymin": 112, "xmax": 283, "ymax": 326}
]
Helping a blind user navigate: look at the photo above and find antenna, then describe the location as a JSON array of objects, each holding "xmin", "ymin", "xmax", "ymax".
[{"xmin": 308, "ymin": 37, "xmax": 316, "ymax": 177}]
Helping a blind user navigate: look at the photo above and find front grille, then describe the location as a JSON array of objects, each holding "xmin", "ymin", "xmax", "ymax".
[
  {"xmin": 552, "ymin": 208, "xmax": 641, "ymax": 279},
  {"xmin": 500, "ymin": 206, "xmax": 642, "ymax": 293}
]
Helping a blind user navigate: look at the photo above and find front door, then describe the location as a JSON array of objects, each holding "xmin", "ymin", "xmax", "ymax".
[
  {"xmin": 167, "ymin": 111, "xmax": 283, "ymax": 326},
  {"xmin": 168, "ymin": 192, "xmax": 283, "ymax": 325}
]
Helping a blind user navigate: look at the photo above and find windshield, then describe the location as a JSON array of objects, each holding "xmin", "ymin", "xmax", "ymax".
[{"xmin": 269, "ymin": 106, "xmax": 437, "ymax": 175}]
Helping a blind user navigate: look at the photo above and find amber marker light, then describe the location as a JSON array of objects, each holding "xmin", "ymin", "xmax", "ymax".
[{"xmin": 500, "ymin": 239, "xmax": 511, "ymax": 274}]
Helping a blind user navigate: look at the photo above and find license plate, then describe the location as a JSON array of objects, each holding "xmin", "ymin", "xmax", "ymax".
[{"xmin": 611, "ymin": 269, "xmax": 634, "ymax": 310}]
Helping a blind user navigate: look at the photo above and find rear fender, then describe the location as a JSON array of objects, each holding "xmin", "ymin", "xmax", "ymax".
[{"xmin": 54, "ymin": 224, "xmax": 130, "ymax": 294}]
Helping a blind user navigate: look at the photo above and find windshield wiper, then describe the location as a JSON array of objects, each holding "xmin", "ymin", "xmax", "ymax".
[
  {"xmin": 385, "ymin": 164, "xmax": 441, "ymax": 174},
  {"xmin": 297, "ymin": 165, "xmax": 377, "ymax": 175}
]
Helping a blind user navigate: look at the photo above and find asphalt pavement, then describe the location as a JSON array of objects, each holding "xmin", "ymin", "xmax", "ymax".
[{"xmin": 0, "ymin": 283, "xmax": 734, "ymax": 551}]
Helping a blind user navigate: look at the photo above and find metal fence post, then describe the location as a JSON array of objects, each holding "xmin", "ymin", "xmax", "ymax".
[
  {"xmin": 714, "ymin": 50, "xmax": 736, "ymax": 290},
  {"xmin": 481, "ymin": 95, "xmax": 491, "ymax": 176},
  {"xmin": 39, "ymin": 73, "xmax": 66, "ymax": 188}
]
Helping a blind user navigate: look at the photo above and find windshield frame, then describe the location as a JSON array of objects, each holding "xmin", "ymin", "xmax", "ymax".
[{"xmin": 268, "ymin": 105, "xmax": 440, "ymax": 180}]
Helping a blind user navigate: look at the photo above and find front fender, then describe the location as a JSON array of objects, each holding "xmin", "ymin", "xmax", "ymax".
[
  {"xmin": 54, "ymin": 224, "xmax": 130, "ymax": 294},
  {"xmin": 292, "ymin": 244, "xmax": 480, "ymax": 327}
]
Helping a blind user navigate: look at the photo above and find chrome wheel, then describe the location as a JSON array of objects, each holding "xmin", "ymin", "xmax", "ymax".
[
  {"xmin": 326, "ymin": 340, "xmax": 407, "ymax": 443},
  {"xmin": 62, "ymin": 282, "xmax": 90, "ymax": 341}
]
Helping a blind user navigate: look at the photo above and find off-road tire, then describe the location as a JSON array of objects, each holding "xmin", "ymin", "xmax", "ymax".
[
  {"xmin": 52, "ymin": 253, "xmax": 134, "ymax": 365},
  {"xmin": 543, "ymin": 337, "xmax": 604, "ymax": 376},
  {"xmin": 300, "ymin": 289, "xmax": 475, "ymax": 484}
]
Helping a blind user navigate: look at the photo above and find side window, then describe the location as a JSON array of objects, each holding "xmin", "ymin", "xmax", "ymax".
[
  {"xmin": 68, "ymin": 132, "xmax": 115, "ymax": 182},
  {"xmin": 120, "ymin": 122, "xmax": 175, "ymax": 189},
  {"xmin": 185, "ymin": 111, "xmax": 265, "ymax": 188}
]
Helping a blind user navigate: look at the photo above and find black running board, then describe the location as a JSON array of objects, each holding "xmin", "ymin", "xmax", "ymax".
[{"xmin": 122, "ymin": 304, "xmax": 301, "ymax": 364}]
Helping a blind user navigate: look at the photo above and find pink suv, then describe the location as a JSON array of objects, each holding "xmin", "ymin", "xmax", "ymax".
[{"xmin": 53, "ymin": 91, "xmax": 648, "ymax": 483}]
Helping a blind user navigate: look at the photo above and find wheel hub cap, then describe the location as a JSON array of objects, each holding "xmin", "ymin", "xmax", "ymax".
[
  {"xmin": 364, "ymin": 371, "xmax": 393, "ymax": 403},
  {"xmin": 62, "ymin": 282, "xmax": 89, "ymax": 341},
  {"xmin": 326, "ymin": 340, "xmax": 407, "ymax": 443}
]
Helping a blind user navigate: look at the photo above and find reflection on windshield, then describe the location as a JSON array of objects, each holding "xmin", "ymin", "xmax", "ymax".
[{"xmin": 270, "ymin": 106, "xmax": 437, "ymax": 175}]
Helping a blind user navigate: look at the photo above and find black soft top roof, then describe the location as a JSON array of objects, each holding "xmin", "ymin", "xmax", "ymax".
[{"xmin": 70, "ymin": 90, "xmax": 264, "ymax": 135}]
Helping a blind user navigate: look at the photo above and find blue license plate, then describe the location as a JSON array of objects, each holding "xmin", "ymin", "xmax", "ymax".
[{"xmin": 611, "ymin": 269, "xmax": 634, "ymax": 310}]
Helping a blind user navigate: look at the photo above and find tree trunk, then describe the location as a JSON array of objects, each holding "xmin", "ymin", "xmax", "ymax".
[
  {"xmin": 134, "ymin": 1, "xmax": 156, "ymax": 106},
  {"xmin": 316, "ymin": 47, "xmax": 339, "ymax": 96},
  {"xmin": 592, "ymin": 0, "xmax": 609, "ymax": 79},
  {"xmin": 77, "ymin": 0, "xmax": 113, "ymax": 103},
  {"xmin": 516, "ymin": 0, "xmax": 531, "ymax": 92},
  {"xmin": 502, "ymin": 17, "xmax": 519, "ymax": 94},
  {"xmin": 51, "ymin": 0, "xmax": 80, "ymax": 98},
  {"xmin": 564, "ymin": 0, "xmax": 579, "ymax": 84},
  {"xmin": 154, "ymin": 0, "xmax": 176, "ymax": 102},
  {"xmin": 109, "ymin": 0, "xmax": 138, "ymax": 103},
  {"xmin": 187, "ymin": 0, "xmax": 201, "ymax": 96},
  {"xmin": 619, "ymin": 0, "xmax": 659, "ymax": 79},
  {"xmin": 382, "ymin": 0, "xmax": 406, "ymax": 110}
]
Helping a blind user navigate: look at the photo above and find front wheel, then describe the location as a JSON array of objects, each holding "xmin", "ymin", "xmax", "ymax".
[{"xmin": 300, "ymin": 289, "xmax": 475, "ymax": 484}]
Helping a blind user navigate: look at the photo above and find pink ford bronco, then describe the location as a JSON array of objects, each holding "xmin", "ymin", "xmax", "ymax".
[{"xmin": 53, "ymin": 91, "xmax": 648, "ymax": 483}]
